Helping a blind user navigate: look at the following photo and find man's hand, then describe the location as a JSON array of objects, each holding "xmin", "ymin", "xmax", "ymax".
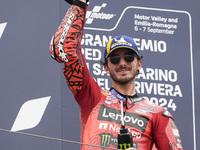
[
  {"xmin": 80, "ymin": 0, "xmax": 87, "ymax": 2},
  {"xmin": 126, "ymin": 148, "xmax": 137, "ymax": 150},
  {"xmin": 65, "ymin": 0, "xmax": 87, "ymax": 4}
]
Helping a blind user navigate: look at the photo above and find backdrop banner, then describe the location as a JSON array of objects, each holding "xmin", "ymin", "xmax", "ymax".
[{"xmin": 0, "ymin": 0, "xmax": 199, "ymax": 150}]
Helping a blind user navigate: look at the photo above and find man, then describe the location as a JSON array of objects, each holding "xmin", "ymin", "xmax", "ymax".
[{"xmin": 50, "ymin": 0, "xmax": 183, "ymax": 149}]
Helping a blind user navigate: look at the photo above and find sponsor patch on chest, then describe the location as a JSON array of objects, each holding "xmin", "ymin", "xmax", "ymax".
[{"xmin": 97, "ymin": 105, "xmax": 149, "ymax": 133}]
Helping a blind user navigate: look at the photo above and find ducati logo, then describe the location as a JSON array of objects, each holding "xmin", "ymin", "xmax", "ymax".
[{"xmin": 0, "ymin": 22, "xmax": 7, "ymax": 39}]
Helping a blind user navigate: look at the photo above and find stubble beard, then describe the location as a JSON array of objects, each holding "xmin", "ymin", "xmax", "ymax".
[{"xmin": 109, "ymin": 69, "xmax": 137, "ymax": 85}]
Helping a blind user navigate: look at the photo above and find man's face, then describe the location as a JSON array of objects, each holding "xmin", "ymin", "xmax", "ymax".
[{"xmin": 104, "ymin": 48, "xmax": 142, "ymax": 85}]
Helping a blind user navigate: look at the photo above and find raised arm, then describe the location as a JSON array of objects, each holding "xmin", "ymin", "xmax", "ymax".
[{"xmin": 49, "ymin": 0, "xmax": 88, "ymax": 96}]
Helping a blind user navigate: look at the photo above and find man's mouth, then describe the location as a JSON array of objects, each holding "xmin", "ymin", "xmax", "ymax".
[{"xmin": 116, "ymin": 67, "xmax": 131, "ymax": 72}]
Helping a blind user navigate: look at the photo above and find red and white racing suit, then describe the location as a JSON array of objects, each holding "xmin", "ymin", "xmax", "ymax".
[{"xmin": 50, "ymin": 2, "xmax": 183, "ymax": 150}]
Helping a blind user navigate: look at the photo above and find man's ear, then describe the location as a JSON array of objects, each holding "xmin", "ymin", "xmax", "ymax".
[
  {"xmin": 104, "ymin": 64, "xmax": 110, "ymax": 74},
  {"xmin": 137, "ymin": 60, "xmax": 143, "ymax": 70}
]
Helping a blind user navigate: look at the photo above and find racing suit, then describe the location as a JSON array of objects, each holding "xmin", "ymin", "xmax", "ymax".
[{"xmin": 50, "ymin": 1, "xmax": 183, "ymax": 150}]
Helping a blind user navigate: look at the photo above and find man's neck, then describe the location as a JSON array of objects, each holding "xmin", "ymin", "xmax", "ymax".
[{"xmin": 112, "ymin": 82, "xmax": 136, "ymax": 96}]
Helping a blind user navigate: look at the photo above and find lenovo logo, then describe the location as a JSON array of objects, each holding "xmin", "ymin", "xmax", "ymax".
[
  {"xmin": 0, "ymin": 22, "xmax": 7, "ymax": 39},
  {"xmin": 97, "ymin": 105, "xmax": 149, "ymax": 132}
]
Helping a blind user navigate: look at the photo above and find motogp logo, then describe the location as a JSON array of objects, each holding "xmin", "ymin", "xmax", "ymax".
[{"xmin": 85, "ymin": 3, "xmax": 116, "ymax": 24}]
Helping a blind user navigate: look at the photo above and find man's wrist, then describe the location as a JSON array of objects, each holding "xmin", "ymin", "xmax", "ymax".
[{"xmin": 73, "ymin": 0, "xmax": 87, "ymax": 10}]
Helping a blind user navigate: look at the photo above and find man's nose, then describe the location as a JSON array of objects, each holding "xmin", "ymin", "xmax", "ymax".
[{"xmin": 118, "ymin": 56, "xmax": 126, "ymax": 65}]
